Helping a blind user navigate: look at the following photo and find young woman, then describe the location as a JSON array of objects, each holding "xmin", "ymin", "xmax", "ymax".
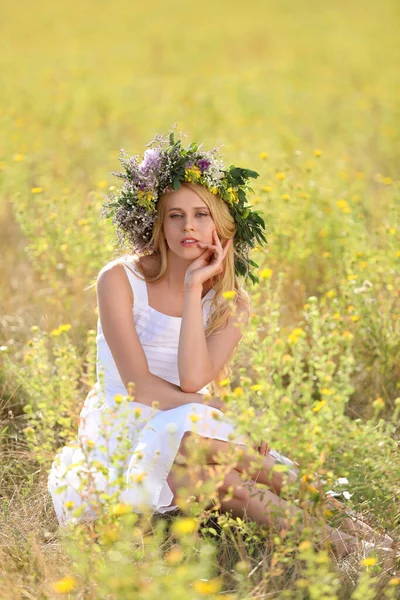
[{"xmin": 48, "ymin": 132, "xmax": 394, "ymax": 559}]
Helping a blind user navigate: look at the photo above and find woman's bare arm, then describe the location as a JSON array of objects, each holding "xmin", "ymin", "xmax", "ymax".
[
  {"xmin": 178, "ymin": 284, "xmax": 249, "ymax": 393},
  {"xmin": 96, "ymin": 263, "xmax": 213, "ymax": 411}
]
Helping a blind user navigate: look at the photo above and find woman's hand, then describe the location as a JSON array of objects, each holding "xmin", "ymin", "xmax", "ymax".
[
  {"xmin": 184, "ymin": 230, "xmax": 232, "ymax": 289},
  {"xmin": 202, "ymin": 396, "xmax": 229, "ymax": 413}
]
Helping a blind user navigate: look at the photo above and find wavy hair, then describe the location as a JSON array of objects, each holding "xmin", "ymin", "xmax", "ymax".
[{"xmin": 122, "ymin": 182, "xmax": 251, "ymax": 395}]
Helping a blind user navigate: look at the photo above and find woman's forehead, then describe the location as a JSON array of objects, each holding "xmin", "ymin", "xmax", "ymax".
[{"xmin": 165, "ymin": 187, "xmax": 207, "ymax": 210}]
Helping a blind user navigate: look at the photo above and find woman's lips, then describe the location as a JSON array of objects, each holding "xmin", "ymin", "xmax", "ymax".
[{"xmin": 180, "ymin": 239, "xmax": 199, "ymax": 246}]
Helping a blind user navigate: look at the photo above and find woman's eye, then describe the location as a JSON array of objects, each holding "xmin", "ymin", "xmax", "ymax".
[{"xmin": 170, "ymin": 213, "xmax": 208, "ymax": 218}]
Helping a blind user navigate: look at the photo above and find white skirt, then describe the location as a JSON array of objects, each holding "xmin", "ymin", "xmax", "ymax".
[{"xmin": 48, "ymin": 383, "xmax": 299, "ymax": 526}]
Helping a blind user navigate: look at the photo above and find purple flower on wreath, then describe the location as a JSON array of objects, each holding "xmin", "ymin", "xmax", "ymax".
[
  {"xmin": 197, "ymin": 158, "xmax": 211, "ymax": 172},
  {"xmin": 139, "ymin": 148, "xmax": 162, "ymax": 173}
]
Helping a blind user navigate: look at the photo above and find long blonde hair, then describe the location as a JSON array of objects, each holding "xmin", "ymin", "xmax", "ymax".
[{"xmin": 127, "ymin": 182, "xmax": 251, "ymax": 395}]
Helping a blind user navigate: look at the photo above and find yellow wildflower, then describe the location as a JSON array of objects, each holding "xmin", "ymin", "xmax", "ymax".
[
  {"xmin": 219, "ymin": 378, "xmax": 230, "ymax": 387},
  {"xmin": 112, "ymin": 503, "xmax": 133, "ymax": 516},
  {"xmin": 86, "ymin": 440, "xmax": 95, "ymax": 449},
  {"xmin": 59, "ymin": 324, "xmax": 71, "ymax": 332},
  {"xmin": 259, "ymin": 152, "xmax": 268, "ymax": 160},
  {"xmin": 388, "ymin": 578, "xmax": 400, "ymax": 586},
  {"xmin": 250, "ymin": 384, "xmax": 263, "ymax": 391},
  {"xmin": 193, "ymin": 578, "xmax": 223, "ymax": 594},
  {"xmin": 97, "ymin": 180, "xmax": 108, "ymax": 188},
  {"xmin": 350, "ymin": 315, "xmax": 360, "ymax": 322},
  {"xmin": 189, "ymin": 414, "xmax": 200, "ymax": 423},
  {"xmin": 281, "ymin": 193, "xmax": 290, "ymax": 200},
  {"xmin": 322, "ymin": 251, "xmax": 331, "ymax": 258},
  {"xmin": 64, "ymin": 501, "xmax": 75, "ymax": 510},
  {"xmin": 52, "ymin": 576, "xmax": 77, "ymax": 594},
  {"xmin": 342, "ymin": 331, "xmax": 353, "ymax": 340},
  {"xmin": 314, "ymin": 149, "xmax": 323, "ymax": 157},
  {"xmin": 259, "ymin": 268, "xmax": 273, "ymax": 279},
  {"xmin": 171, "ymin": 517, "xmax": 198, "ymax": 536},
  {"xmin": 210, "ymin": 186, "xmax": 219, "ymax": 195},
  {"xmin": 326, "ymin": 290, "xmax": 336, "ymax": 298},
  {"xmin": 321, "ymin": 388, "xmax": 334, "ymax": 396},
  {"xmin": 262, "ymin": 185, "xmax": 272, "ymax": 192},
  {"xmin": 227, "ymin": 187, "xmax": 239, "ymax": 203},
  {"xmin": 383, "ymin": 176, "xmax": 392, "ymax": 185},
  {"xmin": 300, "ymin": 192, "xmax": 309, "ymax": 199},
  {"xmin": 31, "ymin": 187, "xmax": 43, "ymax": 193},
  {"xmin": 134, "ymin": 407, "xmax": 142, "ymax": 419},
  {"xmin": 233, "ymin": 387, "xmax": 243, "ymax": 397},
  {"xmin": 13, "ymin": 153, "xmax": 24, "ymax": 161},
  {"xmin": 288, "ymin": 327, "xmax": 305, "ymax": 345},
  {"xmin": 313, "ymin": 400, "xmax": 326, "ymax": 413},
  {"xmin": 276, "ymin": 172, "xmax": 286, "ymax": 181},
  {"xmin": 360, "ymin": 557, "xmax": 377, "ymax": 567},
  {"xmin": 223, "ymin": 290, "xmax": 237, "ymax": 300}
]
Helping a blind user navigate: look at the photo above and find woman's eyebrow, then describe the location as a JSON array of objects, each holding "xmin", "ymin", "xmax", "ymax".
[{"xmin": 167, "ymin": 206, "xmax": 209, "ymax": 212}]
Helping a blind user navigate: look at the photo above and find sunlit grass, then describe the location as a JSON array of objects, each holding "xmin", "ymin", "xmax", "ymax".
[{"xmin": 1, "ymin": 0, "xmax": 399, "ymax": 597}]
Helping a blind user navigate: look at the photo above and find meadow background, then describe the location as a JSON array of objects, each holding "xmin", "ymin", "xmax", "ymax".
[{"xmin": 1, "ymin": 0, "xmax": 399, "ymax": 598}]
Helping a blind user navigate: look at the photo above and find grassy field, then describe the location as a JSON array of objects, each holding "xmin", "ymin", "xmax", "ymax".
[{"xmin": 1, "ymin": 0, "xmax": 399, "ymax": 597}]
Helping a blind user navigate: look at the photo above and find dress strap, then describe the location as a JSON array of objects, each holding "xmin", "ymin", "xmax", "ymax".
[{"xmin": 119, "ymin": 258, "xmax": 148, "ymax": 311}]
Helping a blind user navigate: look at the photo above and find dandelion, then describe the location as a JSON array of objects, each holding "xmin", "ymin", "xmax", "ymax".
[
  {"xmin": 52, "ymin": 576, "xmax": 77, "ymax": 594},
  {"xmin": 281, "ymin": 193, "xmax": 290, "ymax": 200},
  {"xmin": 350, "ymin": 315, "xmax": 360, "ymax": 322},
  {"xmin": 31, "ymin": 187, "xmax": 43, "ymax": 193},
  {"xmin": 13, "ymin": 153, "xmax": 24, "ymax": 161},
  {"xmin": 59, "ymin": 324, "xmax": 72, "ymax": 332},
  {"xmin": 314, "ymin": 149, "xmax": 323, "ymax": 157},
  {"xmin": 259, "ymin": 152, "xmax": 268, "ymax": 160},
  {"xmin": 321, "ymin": 388, "xmax": 334, "ymax": 396},
  {"xmin": 233, "ymin": 387, "xmax": 243, "ymax": 396},
  {"xmin": 326, "ymin": 290, "xmax": 336, "ymax": 298},
  {"xmin": 389, "ymin": 227, "xmax": 396, "ymax": 235},
  {"xmin": 262, "ymin": 185, "xmax": 272, "ymax": 192},
  {"xmin": 276, "ymin": 172, "xmax": 286, "ymax": 181},
  {"xmin": 114, "ymin": 394, "xmax": 124, "ymax": 405}
]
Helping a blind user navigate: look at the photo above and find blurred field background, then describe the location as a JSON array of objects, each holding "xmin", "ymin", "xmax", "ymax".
[{"xmin": 1, "ymin": 0, "xmax": 399, "ymax": 597}]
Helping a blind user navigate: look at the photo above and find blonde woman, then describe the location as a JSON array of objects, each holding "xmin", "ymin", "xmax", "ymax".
[{"xmin": 48, "ymin": 132, "xmax": 394, "ymax": 559}]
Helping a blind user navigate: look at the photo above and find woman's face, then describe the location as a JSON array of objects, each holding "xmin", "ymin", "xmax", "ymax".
[{"xmin": 162, "ymin": 186, "xmax": 216, "ymax": 258}]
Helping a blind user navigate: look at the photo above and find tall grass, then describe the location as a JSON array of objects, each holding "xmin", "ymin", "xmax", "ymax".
[{"xmin": 1, "ymin": 0, "xmax": 399, "ymax": 597}]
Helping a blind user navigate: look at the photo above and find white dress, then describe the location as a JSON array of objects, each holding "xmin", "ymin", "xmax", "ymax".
[{"xmin": 48, "ymin": 257, "xmax": 299, "ymax": 526}]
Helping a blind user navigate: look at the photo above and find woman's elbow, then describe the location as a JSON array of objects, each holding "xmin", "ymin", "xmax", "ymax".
[{"xmin": 180, "ymin": 378, "xmax": 207, "ymax": 393}]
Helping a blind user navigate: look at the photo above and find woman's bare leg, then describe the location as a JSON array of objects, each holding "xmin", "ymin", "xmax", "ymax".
[
  {"xmin": 177, "ymin": 433, "xmax": 394, "ymax": 548},
  {"xmin": 167, "ymin": 461, "xmax": 360, "ymax": 559}
]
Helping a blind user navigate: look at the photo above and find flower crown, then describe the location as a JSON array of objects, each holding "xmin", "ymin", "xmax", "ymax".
[{"xmin": 101, "ymin": 130, "xmax": 268, "ymax": 284}]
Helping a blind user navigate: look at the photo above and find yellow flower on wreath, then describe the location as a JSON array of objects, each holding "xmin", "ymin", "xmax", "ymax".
[
  {"xmin": 226, "ymin": 187, "xmax": 239, "ymax": 204},
  {"xmin": 184, "ymin": 165, "xmax": 202, "ymax": 182}
]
